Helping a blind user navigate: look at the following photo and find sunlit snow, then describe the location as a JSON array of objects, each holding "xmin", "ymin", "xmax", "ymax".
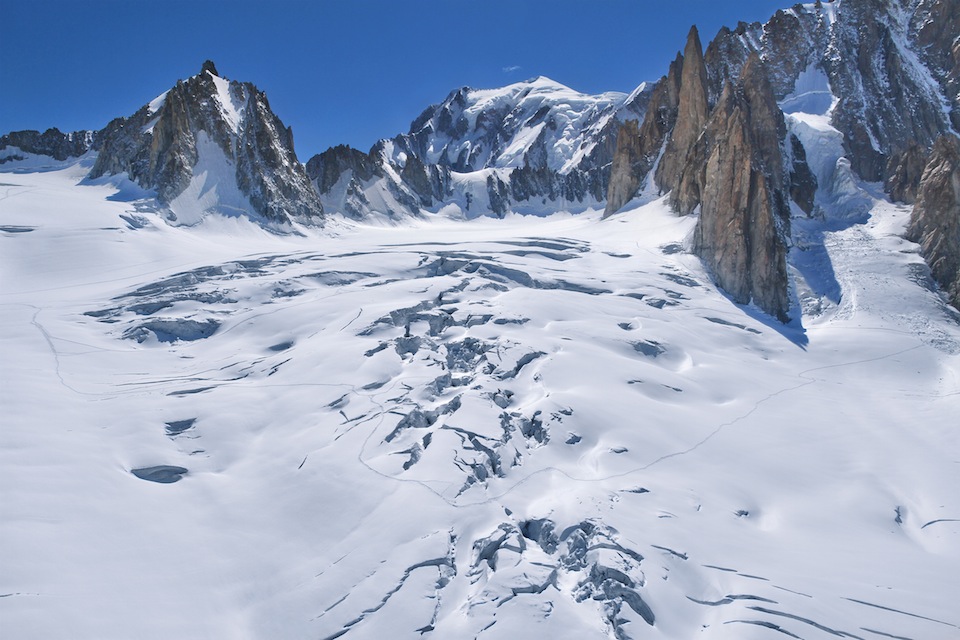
[{"xmin": 2, "ymin": 145, "xmax": 959, "ymax": 639}]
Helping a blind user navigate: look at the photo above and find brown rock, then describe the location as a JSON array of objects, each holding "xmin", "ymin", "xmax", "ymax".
[
  {"xmin": 656, "ymin": 26, "xmax": 710, "ymax": 199},
  {"xmin": 885, "ymin": 143, "xmax": 929, "ymax": 204},
  {"xmin": 905, "ymin": 134, "xmax": 960, "ymax": 309},
  {"xmin": 603, "ymin": 120, "xmax": 643, "ymax": 218},
  {"xmin": 691, "ymin": 54, "xmax": 792, "ymax": 321},
  {"xmin": 603, "ymin": 53, "xmax": 683, "ymax": 215}
]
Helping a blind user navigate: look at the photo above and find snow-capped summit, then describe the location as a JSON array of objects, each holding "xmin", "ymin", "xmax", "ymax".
[{"xmin": 307, "ymin": 76, "xmax": 652, "ymax": 220}]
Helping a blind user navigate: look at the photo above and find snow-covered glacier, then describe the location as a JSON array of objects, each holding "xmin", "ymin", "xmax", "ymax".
[{"xmin": 2, "ymin": 151, "xmax": 959, "ymax": 639}]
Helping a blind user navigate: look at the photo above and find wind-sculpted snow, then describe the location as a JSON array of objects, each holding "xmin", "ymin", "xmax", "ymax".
[{"xmin": 2, "ymin": 166, "xmax": 960, "ymax": 639}]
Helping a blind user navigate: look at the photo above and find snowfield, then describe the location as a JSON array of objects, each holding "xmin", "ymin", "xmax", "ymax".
[{"xmin": 2, "ymin": 157, "xmax": 959, "ymax": 639}]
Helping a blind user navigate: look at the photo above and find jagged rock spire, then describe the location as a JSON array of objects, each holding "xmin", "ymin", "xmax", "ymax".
[
  {"xmin": 656, "ymin": 25, "xmax": 709, "ymax": 197},
  {"xmin": 603, "ymin": 52, "xmax": 684, "ymax": 217},
  {"xmin": 201, "ymin": 60, "xmax": 219, "ymax": 76},
  {"xmin": 691, "ymin": 53, "xmax": 792, "ymax": 321}
]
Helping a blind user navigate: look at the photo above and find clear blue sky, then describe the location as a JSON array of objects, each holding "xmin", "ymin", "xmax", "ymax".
[{"xmin": 2, "ymin": 0, "xmax": 792, "ymax": 159}]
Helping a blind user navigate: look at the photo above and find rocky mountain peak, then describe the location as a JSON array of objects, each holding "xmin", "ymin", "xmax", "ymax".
[
  {"xmin": 656, "ymin": 25, "xmax": 710, "ymax": 197},
  {"xmin": 603, "ymin": 51, "xmax": 684, "ymax": 217},
  {"xmin": 88, "ymin": 62, "xmax": 322, "ymax": 226},
  {"xmin": 671, "ymin": 52, "xmax": 793, "ymax": 321}
]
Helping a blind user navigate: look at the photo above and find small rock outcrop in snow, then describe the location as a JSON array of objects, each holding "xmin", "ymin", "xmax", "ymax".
[{"xmin": 906, "ymin": 134, "xmax": 960, "ymax": 310}]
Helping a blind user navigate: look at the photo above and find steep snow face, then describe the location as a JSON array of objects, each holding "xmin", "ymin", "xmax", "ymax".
[
  {"xmin": 207, "ymin": 72, "xmax": 245, "ymax": 133},
  {"xmin": 166, "ymin": 132, "xmax": 255, "ymax": 225},
  {"xmin": 3, "ymin": 164, "xmax": 960, "ymax": 640},
  {"xmin": 780, "ymin": 62, "xmax": 834, "ymax": 116}
]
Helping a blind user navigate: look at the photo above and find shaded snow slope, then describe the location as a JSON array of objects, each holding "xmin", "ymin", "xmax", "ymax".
[{"xmin": 2, "ymin": 164, "xmax": 959, "ymax": 639}]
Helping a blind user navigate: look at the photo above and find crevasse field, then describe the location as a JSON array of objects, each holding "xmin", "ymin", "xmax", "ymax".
[{"xmin": 2, "ymin": 154, "xmax": 959, "ymax": 639}]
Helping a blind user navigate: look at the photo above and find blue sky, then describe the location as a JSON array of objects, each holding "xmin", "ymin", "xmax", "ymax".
[{"xmin": 2, "ymin": 0, "xmax": 793, "ymax": 159}]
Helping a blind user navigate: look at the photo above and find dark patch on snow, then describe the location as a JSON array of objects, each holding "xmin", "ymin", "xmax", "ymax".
[
  {"xmin": 704, "ymin": 316, "xmax": 762, "ymax": 334},
  {"xmin": 565, "ymin": 433, "xmax": 582, "ymax": 445},
  {"xmin": 660, "ymin": 243, "xmax": 683, "ymax": 255},
  {"xmin": 131, "ymin": 465, "xmax": 188, "ymax": 483},
  {"xmin": 364, "ymin": 342, "xmax": 389, "ymax": 357},
  {"xmin": 921, "ymin": 518, "xmax": 960, "ymax": 529},
  {"xmin": 687, "ymin": 594, "xmax": 777, "ymax": 606},
  {"xmin": 632, "ymin": 340, "xmax": 665, "ymax": 357},
  {"xmin": 268, "ymin": 340, "xmax": 294, "ymax": 352},
  {"xmin": 0, "ymin": 225, "xmax": 35, "ymax": 233},
  {"xmin": 167, "ymin": 386, "xmax": 216, "ymax": 396},
  {"xmin": 498, "ymin": 351, "xmax": 545, "ymax": 380},
  {"xmin": 164, "ymin": 419, "xmax": 196, "ymax": 436},
  {"xmin": 661, "ymin": 272, "xmax": 700, "ymax": 287},
  {"xmin": 123, "ymin": 319, "xmax": 220, "ymax": 343},
  {"xmin": 650, "ymin": 544, "xmax": 686, "ymax": 559},
  {"xmin": 501, "ymin": 249, "xmax": 578, "ymax": 261},
  {"xmin": 306, "ymin": 270, "xmax": 379, "ymax": 286},
  {"xmin": 724, "ymin": 620, "xmax": 802, "ymax": 638}
]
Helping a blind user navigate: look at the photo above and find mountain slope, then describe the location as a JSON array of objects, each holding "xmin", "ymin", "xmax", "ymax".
[{"xmin": 308, "ymin": 76, "xmax": 652, "ymax": 219}]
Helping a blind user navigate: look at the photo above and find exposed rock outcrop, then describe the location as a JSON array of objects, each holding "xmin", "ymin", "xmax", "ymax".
[
  {"xmin": 0, "ymin": 128, "xmax": 93, "ymax": 162},
  {"xmin": 885, "ymin": 143, "xmax": 929, "ymax": 204},
  {"xmin": 700, "ymin": 0, "xmax": 955, "ymax": 189},
  {"xmin": 906, "ymin": 134, "xmax": 960, "ymax": 309},
  {"xmin": 656, "ymin": 26, "xmax": 710, "ymax": 200},
  {"xmin": 603, "ymin": 54, "xmax": 683, "ymax": 216},
  {"xmin": 690, "ymin": 55, "xmax": 792, "ymax": 321},
  {"xmin": 90, "ymin": 62, "xmax": 322, "ymax": 225},
  {"xmin": 603, "ymin": 120, "xmax": 643, "ymax": 217}
]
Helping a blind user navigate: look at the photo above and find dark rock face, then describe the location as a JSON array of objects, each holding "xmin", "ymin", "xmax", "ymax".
[
  {"xmin": 90, "ymin": 63, "xmax": 322, "ymax": 225},
  {"xmin": 603, "ymin": 120, "xmax": 644, "ymax": 217},
  {"xmin": 885, "ymin": 143, "xmax": 929, "ymax": 204},
  {"xmin": 789, "ymin": 133, "xmax": 817, "ymax": 214},
  {"xmin": 0, "ymin": 128, "xmax": 93, "ymax": 162},
  {"xmin": 909, "ymin": 0, "xmax": 960, "ymax": 131},
  {"xmin": 824, "ymin": 0, "xmax": 950, "ymax": 181},
  {"xmin": 603, "ymin": 54, "xmax": 683, "ymax": 215},
  {"xmin": 691, "ymin": 55, "xmax": 792, "ymax": 321},
  {"xmin": 906, "ymin": 134, "xmax": 960, "ymax": 309}
]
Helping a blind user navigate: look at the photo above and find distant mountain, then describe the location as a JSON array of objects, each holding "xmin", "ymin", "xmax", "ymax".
[
  {"xmin": 1, "ymin": 61, "xmax": 323, "ymax": 228},
  {"xmin": 306, "ymin": 76, "xmax": 652, "ymax": 220}
]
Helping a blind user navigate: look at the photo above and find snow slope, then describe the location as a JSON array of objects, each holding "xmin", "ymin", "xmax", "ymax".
[{"xmin": 2, "ymin": 155, "xmax": 959, "ymax": 639}]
